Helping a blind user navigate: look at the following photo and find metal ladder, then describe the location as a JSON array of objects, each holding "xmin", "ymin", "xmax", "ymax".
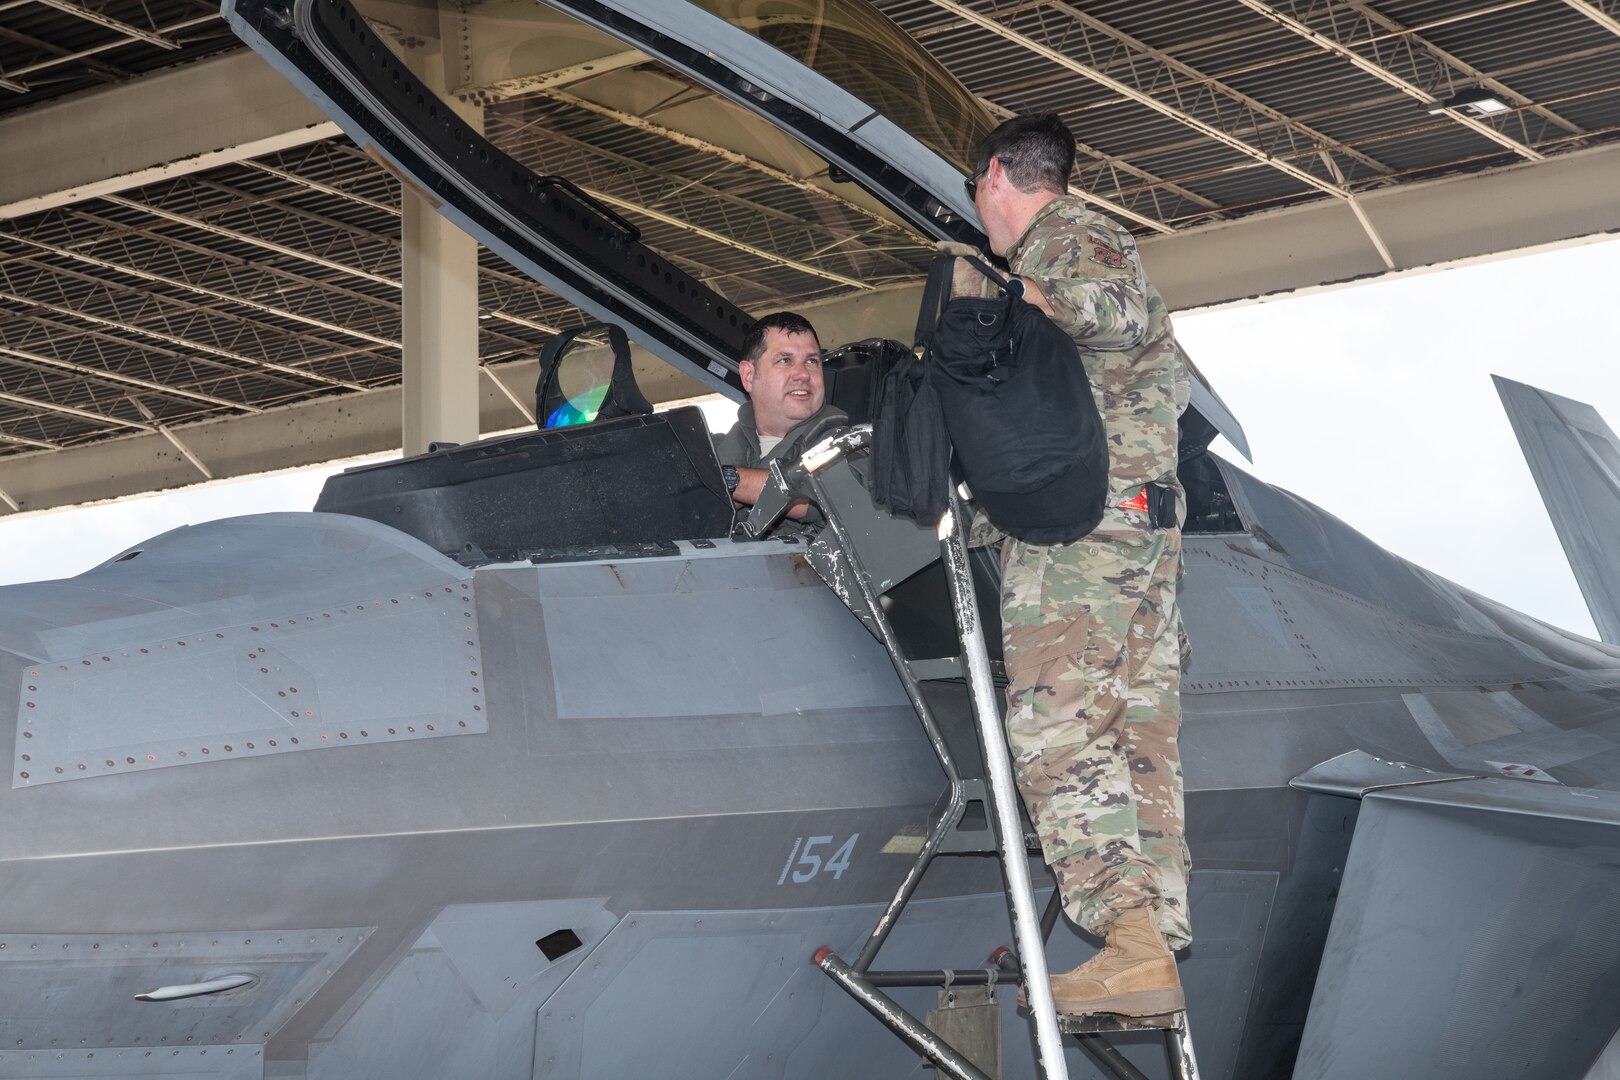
[{"xmin": 744, "ymin": 426, "xmax": 1198, "ymax": 1080}]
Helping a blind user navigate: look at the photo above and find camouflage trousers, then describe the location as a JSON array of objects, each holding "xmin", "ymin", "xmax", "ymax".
[{"xmin": 1000, "ymin": 507, "xmax": 1191, "ymax": 950}]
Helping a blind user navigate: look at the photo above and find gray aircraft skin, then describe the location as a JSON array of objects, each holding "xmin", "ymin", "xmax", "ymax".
[{"xmin": 4, "ymin": 2, "xmax": 1620, "ymax": 1079}]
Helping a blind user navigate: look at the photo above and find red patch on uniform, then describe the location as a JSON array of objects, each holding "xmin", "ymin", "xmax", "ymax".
[{"xmin": 1089, "ymin": 236, "xmax": 1124, "ymax": 269}]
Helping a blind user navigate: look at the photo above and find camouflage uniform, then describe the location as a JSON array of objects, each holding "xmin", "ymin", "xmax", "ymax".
[{"xmin": 990, "ymin": 195, "xmax": 1193, "ymax": 950}]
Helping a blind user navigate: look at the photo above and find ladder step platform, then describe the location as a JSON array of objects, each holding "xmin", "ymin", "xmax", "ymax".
[
  {"xmin": 1057, "ymin": 1011, "xmax": 1183, "ymax": 1034},
  {"xmin": 1061, "ymin": 1009, "xmax": 1199, "ymax": 1080}
]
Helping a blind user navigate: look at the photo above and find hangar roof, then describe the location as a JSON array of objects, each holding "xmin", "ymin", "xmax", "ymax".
[{"xmin": 0, "ymin": 0, "xmax": 1617, "ymax": 499}]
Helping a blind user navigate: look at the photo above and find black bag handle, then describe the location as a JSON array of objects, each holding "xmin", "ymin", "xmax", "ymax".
[
  {"xmin": 964, "ymin": 256, "xmax": 1024, "ymax": 302},
  {"xmin": 914, "ymin": 253, "xmax": 1025, "ymax": 355}
]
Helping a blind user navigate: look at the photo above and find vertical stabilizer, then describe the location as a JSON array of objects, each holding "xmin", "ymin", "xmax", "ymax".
[{"xmin": 1495, "ymin": 375, "xmax": 1620, "ymax": 644}]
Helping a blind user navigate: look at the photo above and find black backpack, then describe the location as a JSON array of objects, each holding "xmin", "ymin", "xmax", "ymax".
[{"xmin": 918, "ymin": 254, "xmax": 1109, "ymax": 545}]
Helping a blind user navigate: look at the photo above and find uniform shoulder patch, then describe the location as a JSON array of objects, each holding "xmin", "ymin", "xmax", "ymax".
[{"xmin": 1086, "ymin": 226, "xmax": 1126, "ymax": 270}]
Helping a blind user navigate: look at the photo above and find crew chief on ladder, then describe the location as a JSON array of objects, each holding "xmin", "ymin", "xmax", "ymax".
[{"xmin": 967, "ymin": 113, "xmax": 1193, "ymax": 1019}]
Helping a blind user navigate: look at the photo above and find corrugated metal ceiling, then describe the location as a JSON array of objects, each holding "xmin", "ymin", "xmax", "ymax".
[{"xmin": 0, "ymin": 0, "xmax": 1615, "ymax": 456}]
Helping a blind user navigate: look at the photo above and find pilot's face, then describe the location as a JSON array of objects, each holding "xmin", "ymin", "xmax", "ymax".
[{"xmin": 741, "ymin": 327, "xmax": 825, "ymax": 438}]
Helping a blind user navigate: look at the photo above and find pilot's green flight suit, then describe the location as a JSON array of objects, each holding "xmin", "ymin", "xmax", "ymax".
[
  {"xmin": 714, "ymin": 401, "xmax": 848, "ymax": 535},
  {"xmin": 712, "ymin": 400, "xmax": 847, "ymax": 471}
]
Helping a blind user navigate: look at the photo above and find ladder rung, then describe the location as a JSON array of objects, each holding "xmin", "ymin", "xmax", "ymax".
[
  {"xmin": 863, "ymin": 968, "xmax": 1003, "ymax": 988},
  {"xmin": 1058, "ymin": 1011, "xmax": 1185, "ymax": 1034}
]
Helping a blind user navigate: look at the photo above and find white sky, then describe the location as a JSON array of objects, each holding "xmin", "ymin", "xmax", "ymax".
[{"xmin": 2, "ymin": 235, "xmax": 1616, "ymax": 639}]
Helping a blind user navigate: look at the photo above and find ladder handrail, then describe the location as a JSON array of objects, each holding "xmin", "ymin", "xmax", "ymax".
[{"xmin": 939, "ymin": 485, "xmax": 1070, "ymax": 1080}]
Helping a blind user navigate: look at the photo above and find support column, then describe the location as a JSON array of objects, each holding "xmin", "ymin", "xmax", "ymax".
[{"xmin": 401, "ymin": 41, "xmax": 483, "ymax": 456}]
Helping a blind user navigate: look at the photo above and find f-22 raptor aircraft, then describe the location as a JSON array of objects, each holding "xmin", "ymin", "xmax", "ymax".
[{"xmin": 2, "ymin": 2, "xmax": 1620, "ymax": 1078}]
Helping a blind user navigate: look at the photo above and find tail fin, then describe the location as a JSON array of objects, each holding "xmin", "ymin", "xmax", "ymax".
[{"xmin": 1495, "ymin": 375, "xmax": 1620, "ymax": 644}]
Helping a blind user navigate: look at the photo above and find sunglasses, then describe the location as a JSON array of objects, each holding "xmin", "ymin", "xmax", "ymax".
[{"xmin": 964, "ymin": 164, "xmax": 988, "ymax": 200}]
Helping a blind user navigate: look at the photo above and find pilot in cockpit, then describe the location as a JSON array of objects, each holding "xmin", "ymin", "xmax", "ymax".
[{"xmin": 713, "ymin": 311, "xmax": 847, "ymax": 526}]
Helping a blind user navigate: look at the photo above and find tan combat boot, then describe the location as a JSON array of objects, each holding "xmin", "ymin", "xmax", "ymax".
[{"xmin": 1038, "ymin": 907, "xmax": 1185, "ymax": 1017}]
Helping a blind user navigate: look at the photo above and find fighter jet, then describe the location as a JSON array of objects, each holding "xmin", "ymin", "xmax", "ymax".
[{"xmin": 2, "ymin": 1, "xmax": 1618, "ymax": 1078}]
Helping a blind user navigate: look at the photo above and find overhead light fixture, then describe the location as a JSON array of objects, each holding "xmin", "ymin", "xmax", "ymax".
[{"xmin": 1429, "ymin": 87, "xmax": 1511, "ymax": 116}]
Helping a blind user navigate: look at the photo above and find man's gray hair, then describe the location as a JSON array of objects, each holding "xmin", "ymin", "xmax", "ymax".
[{"xmin": 976, "ymin": 113, "xmax": 1076, "ymax": 195}]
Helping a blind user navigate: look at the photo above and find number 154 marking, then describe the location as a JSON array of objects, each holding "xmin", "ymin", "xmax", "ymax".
[{"xmin": 778, "ymin": 834, "xmax": 858, "ymax": 885}]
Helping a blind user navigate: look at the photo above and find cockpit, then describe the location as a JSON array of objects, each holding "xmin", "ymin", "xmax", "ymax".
[
  {"xmin": 313, "ymin": 312, "xmax": 1245, "ymax": 694},
  {"xmin": 251, "ymin": 0, "xmax": 1250, "ymax": 666}
]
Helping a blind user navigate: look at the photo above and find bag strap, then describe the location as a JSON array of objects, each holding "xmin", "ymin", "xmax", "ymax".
[{"xmin": 913, "ymin": 254, "xmax": 957, "ymax": 353}]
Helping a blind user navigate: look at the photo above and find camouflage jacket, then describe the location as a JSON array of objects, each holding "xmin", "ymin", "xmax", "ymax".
[{"xmin": 1007, "ymin": 194, "xmax": 1189, "ymax": 505}]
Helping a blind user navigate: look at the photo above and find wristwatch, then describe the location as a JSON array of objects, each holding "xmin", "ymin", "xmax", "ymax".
[{"xmin": 722, "ymin": 464, "xmax": 740, "ymax": 495}]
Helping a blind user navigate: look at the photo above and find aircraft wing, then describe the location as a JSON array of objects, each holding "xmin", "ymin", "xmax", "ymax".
[
  {"xmin": 1496, "ymin": 376, "xmax": 1620, "ymax": 644},
  {"xmin": 1293, "ymin": 751, "xmax": 1620, "ymax": 1079}
]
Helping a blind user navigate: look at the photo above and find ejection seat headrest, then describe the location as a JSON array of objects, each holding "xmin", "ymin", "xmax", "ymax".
[{"xmin": 534, "ymin": 322, "xmax": 654, "ymax": 429}]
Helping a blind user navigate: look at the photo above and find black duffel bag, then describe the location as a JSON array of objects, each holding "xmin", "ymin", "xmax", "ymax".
[{"xmin": 918, "ymin": 254, "xmax": 1108, "ymax": 545}]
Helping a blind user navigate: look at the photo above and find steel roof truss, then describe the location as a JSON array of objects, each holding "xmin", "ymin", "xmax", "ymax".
[
  {"xmin": 25, "ymin": 0, "xmax": 180, "ymax": 50},
  {"xmin": 0, "ymin": 257, "xmax": 373, "ymax": 384},
  {"xmin": 6, "ymin": 241, "xmax": 398, "ymax": 354},
  {"xmin": 1234, "ymin": 0, "xmax": 1547, "ymax": 162},
  {"xmin": 1338, "ymin": 0, "xmax": 1585, "ymax": 139},
  {"xmin": 0, "ymin": 386, "xmax": 152, "ymax": 433},
  {"xmin": 920, "ymin": 0, "xmax": 1351, "ymax": 200},
  {"xmin": 55, "ymin": 207, "xmax": 401, "ymax": 321},
  {"xmin": 7, "ymin": 315, "xmax": 197, "ymax": 390},
  {"xmin": 4, "ymin": 232, "xmax": 399, "ymax": 348},
  {"xmin": 1, "ymin": 13, "xmax": 214, "ymax": 83},
  {"xmin": 0, "ymin": 22, "xmax": 131, "ymax": 83},
  {"xmin": 100, "ymin": 193, "xmax": 400, "ymax": 290},
  {"xmin": 101, "ymin": 182, "xmax": 566, "ymax": 338},
  {"xmin": 1, "ymin": 308, "xmax": 269, "ymax": 401},
  {"xmin": 0, "ymin": 343, "xmax": 256, "ymax": 411},
  {"xmin": 200, "ymin": 162, "xmax": 567, "ymax": 333},
  {"xmin": 241, "ymin": 160, "xmax": 402, "ymax": 219},
  {"xmin": 0, "ymin": 428, "xmax": 55, "ymax": 450},
  {"xmin": 1566, "ymin": 0, "xmax": 1620, "ymax": 38},
  {"xmin": 129, "ymin": 395, "xmax": 211, "ymax": 477},
  {"xmin": 0, "ymin": 286, "xmax": 365, "ymax": 390},
  {"xmin": 1042, "ymin": 0, "xmax": 1393, "ymax": 181}
]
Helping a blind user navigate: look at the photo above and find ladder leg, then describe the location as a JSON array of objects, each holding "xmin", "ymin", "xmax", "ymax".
[
  {"xmin": 1165, "ymin": 1013, "xmax": 1201, "ymax": 1080},
  {"xmin": 803, "ymin": 468, "xmax": 971, "ymax": 975},
  {"xmin": 1074, "ymin": 1035, "xmax": 1152, "ymax": 1080},
  {"xmin": 939, "ymin": 491, "xmax": 1070, "ymax": 1080},
  {"xmin": 853, "ymin": 796, "xmax": 958, "ymax": 971},
  {"xmin": 815, "ymin": 948, "xmax": 991, "ymax": 1080},
  {"xmin": 1040, "ymin": 878, "xmax": 1063, "ymax": 943}
]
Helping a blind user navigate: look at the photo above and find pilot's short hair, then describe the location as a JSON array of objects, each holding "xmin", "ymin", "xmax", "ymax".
[
  {"xmin": 739, "ymin": 311, "xmax": 821, "ymax": 365},
  {"xmin": 976, "ymin": 113, "xmax": 1075, "ymax": 196}
]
